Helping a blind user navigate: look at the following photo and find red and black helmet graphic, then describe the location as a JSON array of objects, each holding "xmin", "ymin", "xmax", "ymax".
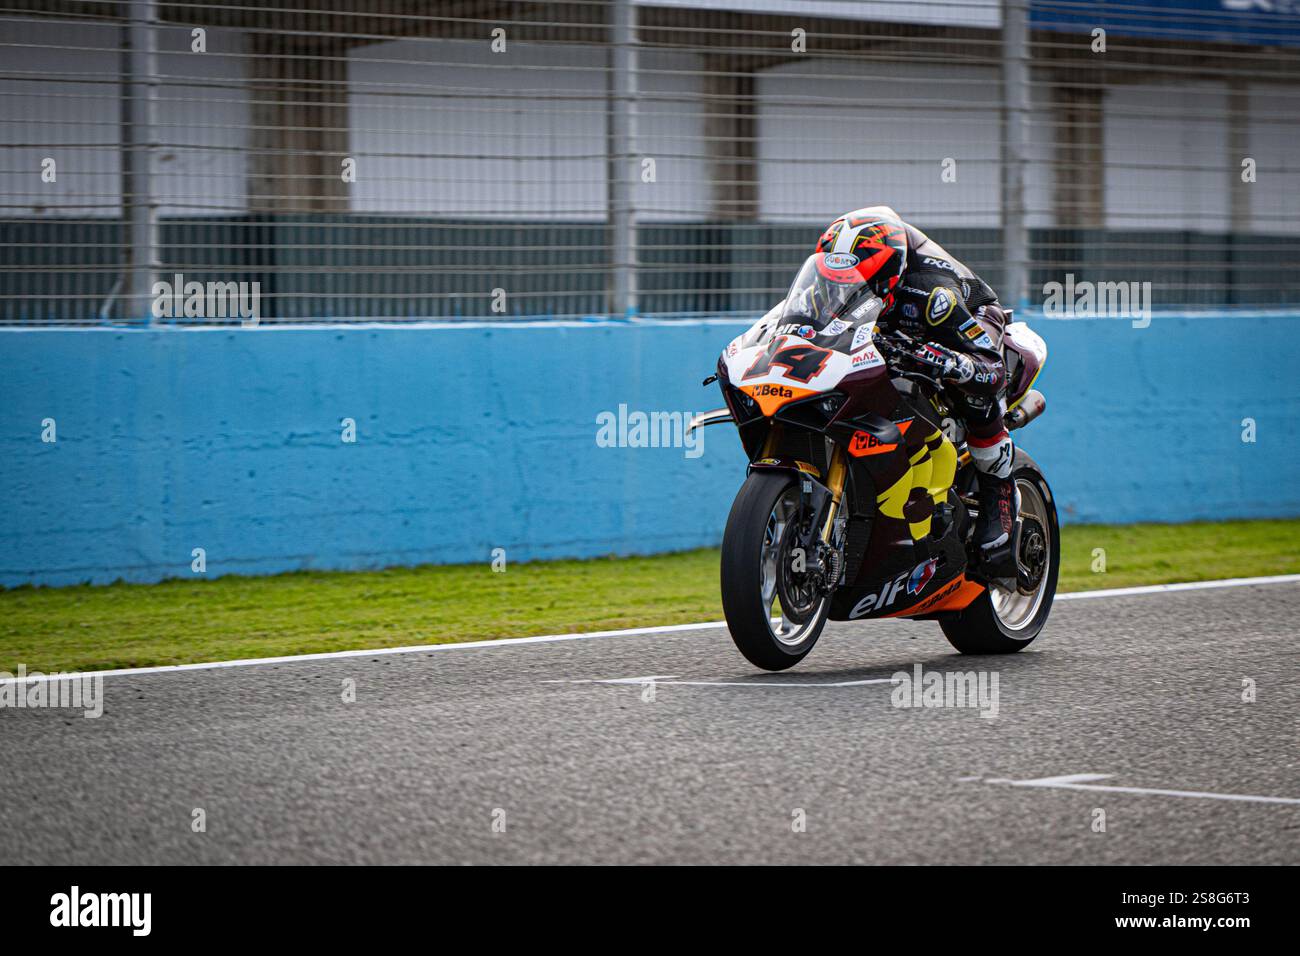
[{"xmin": 814, "ymin": 207, "xmax": 909, "ymax": 307}]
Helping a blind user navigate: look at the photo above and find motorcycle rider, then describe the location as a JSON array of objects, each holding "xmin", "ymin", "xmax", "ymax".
[{"xmin": 813, "ymin": 205, "xmax": 1018, "ymax": 566}]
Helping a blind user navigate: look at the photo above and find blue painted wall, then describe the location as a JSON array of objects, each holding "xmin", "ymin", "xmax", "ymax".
[{"xmin": 1, "ymin": 315, "xmax": 1297, "ymax": 587}]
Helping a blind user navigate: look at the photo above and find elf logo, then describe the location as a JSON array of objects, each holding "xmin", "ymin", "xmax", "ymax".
[
  {"xmin": 850, "ymin": 558, "xmax": 939, "ymax": 618},
  {"xmin": 50, "ymin": 886, "xmax": 151, "ymax": 936}
]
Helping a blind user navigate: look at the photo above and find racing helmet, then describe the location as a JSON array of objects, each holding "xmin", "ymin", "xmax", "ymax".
[{"xmin": 814, "ymin": 206, "xmax": 909, "ymax": 310}]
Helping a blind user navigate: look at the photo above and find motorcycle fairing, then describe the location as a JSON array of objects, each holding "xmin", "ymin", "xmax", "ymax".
[
  {"xmin": 1003, "ymin": 321, "xmax": 1047, "ymax": 411},
  {"xmin": 828, "ymin": 526, "xmax": 971, "ymax": 621}
]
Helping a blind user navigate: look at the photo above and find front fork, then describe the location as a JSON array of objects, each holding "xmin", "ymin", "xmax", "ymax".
[{"xmin": 758, "ymin": 424, "xmax": 848, "ymax": 592}]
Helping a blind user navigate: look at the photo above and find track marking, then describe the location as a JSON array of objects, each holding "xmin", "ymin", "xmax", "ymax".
[
  {"xmin": 972, "ymin": 773, "xmax": 1300, "ymax": 806},
  {"xmin": 3, "ymin": 573, "xmax": 1296, "ymax": 685},
  {"xmin": 543, "ymin": 675, "xmax": 896, "ymax": 688},
  {"xmin": 1056, "ymin": 573, "xmax": 1300, "ymax": 601}
]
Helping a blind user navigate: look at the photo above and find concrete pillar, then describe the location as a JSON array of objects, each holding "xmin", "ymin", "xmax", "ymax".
[
  {"xmin": 247, "ymin": 34, "xmax": 349, "ymax": 213},
  {"xmin": 121, "ymin": 0, "xmax": 158, "ymax": 323},
  {"xmin": 1051, "ymin": 82, "xmax": 1105, "ymax": 228},
  {"xmin": 702, "ymin": 59, "xmax": 758, "ymax": 220},
  {"xmin": 1001, "ymin": 0, "xmax": 1030, "ymax": 309},
  {"xmin": 607, "ymin": 0, "xmax": 638, "ymax": 317}
]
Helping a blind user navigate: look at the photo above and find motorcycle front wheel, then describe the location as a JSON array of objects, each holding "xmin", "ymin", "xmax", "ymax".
[{"xmin": 721, "ymin": 471, "xmax": 830, "ymax": 671}]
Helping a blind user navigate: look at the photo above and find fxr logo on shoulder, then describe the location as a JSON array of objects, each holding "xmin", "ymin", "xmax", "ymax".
[{"xmin": 50, "ymin": 886, "xmax": 151, "ymax": 937}]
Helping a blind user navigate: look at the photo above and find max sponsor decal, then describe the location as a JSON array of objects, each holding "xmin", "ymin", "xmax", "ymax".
[
  {"xmin": 851, "ymin": 348, "xmax": 884, "ymax": 369},
  {"xmin": 850, "ymin": 557, "xmax": 940, "ymax": 618}
]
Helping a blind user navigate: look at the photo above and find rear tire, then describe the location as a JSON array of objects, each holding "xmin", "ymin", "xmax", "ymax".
[
  {"xmin": 721, "ymin": 471, "xmax": 830, "ymax": 671},
  {"xmin": 940, "ymin": 463, "xmax": 1059, "ymax": 654}
]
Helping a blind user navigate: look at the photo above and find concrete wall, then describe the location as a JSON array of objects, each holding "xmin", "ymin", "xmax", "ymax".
[{"xmin": 2, "ymin": 314, "xmax": 1297, "ymax": 587}]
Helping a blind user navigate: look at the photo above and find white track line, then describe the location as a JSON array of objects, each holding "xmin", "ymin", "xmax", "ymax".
[
  {"xmin": 1056, "ymin": 573, "xmax": 1300, "ymax": 601},
  {"xmin": 3, "ymin": 573, "xmax": 1297, "ymax": 685},
  {"xmin": 543, "ymin": 676, "xmax": 897, "ymax": 688},
  {"xmin": 976, "ymin": 773, "xmax": 1300, "ymax": 806}
]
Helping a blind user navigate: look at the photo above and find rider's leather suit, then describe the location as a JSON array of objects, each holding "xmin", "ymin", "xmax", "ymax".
[{"xmin": 877, "ymin": 221, "xmax": 1017, "ymax": 553}]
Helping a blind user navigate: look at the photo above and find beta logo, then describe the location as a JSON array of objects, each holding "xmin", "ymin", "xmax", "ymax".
[
  {"xmin": 750, "ymin": 383, "xmax": 793, "ymax": 398},
  {"xmin": 848, "ymin": 429, "xmax": 896, "ymax": 457}
]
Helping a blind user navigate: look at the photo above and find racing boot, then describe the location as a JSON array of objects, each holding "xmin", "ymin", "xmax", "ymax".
[{"xmin": 968, "ymin": 429, "xmax": 1018, "ymax": 576}]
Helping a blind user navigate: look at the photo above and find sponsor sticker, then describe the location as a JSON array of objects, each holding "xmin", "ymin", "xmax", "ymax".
[
  {"xmin": 850, "ymin": 557, "xmax": 941, "ymax": 618},
  {"xmin": 821, "ymin": 319, "xmax": 850, "ymax": 337},
  {"xmin": 850, "ymin": 324, "xmax": 875, "ymax": 353},
  {"xmin": 851, "ymin": 348, "xmax": 884, "ymax": 369},
  {"xmin": 823, "ymin": 252, "xmax": 859, "ymax": 270},
  {"xmin": 927, "ymin": 287, "xmax": 957, "ymax": 326},
  {"xmin": 848, "ymin": 428, "xmax": 896, "ymax": 457}
]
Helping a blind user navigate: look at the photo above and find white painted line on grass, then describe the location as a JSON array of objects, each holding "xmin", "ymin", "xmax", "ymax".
[
  {"xmin": 974, "ymin": 773, "xmax": 1300, "ymax": 806},
  {"xmin": 4, "ymin": 573, "xmax": 1296, "ymax": 686}
]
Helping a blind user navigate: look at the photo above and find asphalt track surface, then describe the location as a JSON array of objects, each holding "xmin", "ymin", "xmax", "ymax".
[{"xmin": 2, "ymin": 581, "xmax": 1297, "ymax": 865}]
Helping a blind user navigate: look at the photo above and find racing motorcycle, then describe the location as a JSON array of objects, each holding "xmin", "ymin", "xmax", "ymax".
[{"xmin": 691, "ymin": 252, "xmax": 1057, "ymax": 671}]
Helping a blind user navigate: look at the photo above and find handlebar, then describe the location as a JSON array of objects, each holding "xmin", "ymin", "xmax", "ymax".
[{"xmin": 872, "ymin": 328, "xmax": 947, "ymax": 391}]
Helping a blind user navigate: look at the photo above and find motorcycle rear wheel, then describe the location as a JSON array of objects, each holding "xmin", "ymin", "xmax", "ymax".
[
  {"xmin": 721, "ymin": 471, "xmax": 830, "ymax": 671},
  {"xmin": 940, "ymin": 463, "xmax": 1059, "ymax": 654}
]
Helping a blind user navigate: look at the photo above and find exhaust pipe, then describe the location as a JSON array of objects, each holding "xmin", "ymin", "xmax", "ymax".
[{"xmin": 1006, "ymin": 389, "xmax": 1046, "ymax": 430}]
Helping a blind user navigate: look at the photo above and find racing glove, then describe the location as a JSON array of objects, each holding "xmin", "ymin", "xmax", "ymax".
[{"xmin": 910, "ymin": 342, "xmax": 976, "ymax": 384}]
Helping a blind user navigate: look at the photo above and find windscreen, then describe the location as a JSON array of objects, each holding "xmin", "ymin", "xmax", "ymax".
[{"xmin": 780, "ymin": 253, "xmax": 882, "ymax": 330}]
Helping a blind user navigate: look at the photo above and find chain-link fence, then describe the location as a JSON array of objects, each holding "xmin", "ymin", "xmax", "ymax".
[{"xmin": 2, "ymin": 0, "xmax": 1298, "ymax": 324}]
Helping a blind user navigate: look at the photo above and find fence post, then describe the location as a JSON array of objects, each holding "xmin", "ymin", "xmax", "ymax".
[
  {"xmin": 1001, "ymin": 0, "xmax": 1030, "ymax": 310},
  {"xmin": 121, "ymin": 0, "xmax": 158, "ymax": 324},
  {"xmin": 607, "ymin": 0, "xmax": 638, "ymax": 318}
]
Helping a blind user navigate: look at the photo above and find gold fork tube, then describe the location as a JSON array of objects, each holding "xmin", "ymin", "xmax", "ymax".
[{"xmin": 820, "ymin": 444, "xmax": 847, "ymax": 542}]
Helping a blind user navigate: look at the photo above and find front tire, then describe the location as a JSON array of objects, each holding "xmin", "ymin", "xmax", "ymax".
[
  {"xmin": 940, "ymin": 463, "xmax": 1059, "ymax": 654},
  {"xmin": 721, "ymin": 471, "xmax": 830, "ymax": 671}
]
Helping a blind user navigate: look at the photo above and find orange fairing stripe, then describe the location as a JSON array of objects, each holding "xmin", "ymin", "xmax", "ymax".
[
  {"xmin": 885, "ymin": 574, "xmax": 986, "ymax": 617},
  {"xmin": 740, "ymin": 383, "xmax": 818, "ymax": 416}
]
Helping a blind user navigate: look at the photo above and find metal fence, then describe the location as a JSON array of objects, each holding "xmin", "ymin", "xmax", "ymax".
[{"xmin": 2, "ymin": 0, "xmax": 1298, "ymax": 325}]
